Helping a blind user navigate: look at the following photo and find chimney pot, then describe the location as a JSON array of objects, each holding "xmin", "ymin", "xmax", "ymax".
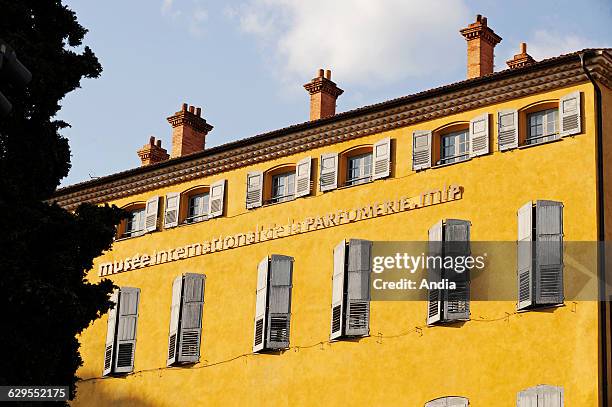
[
  {"xmin": 182, "ymin": 103, "xmax": 188, "ymax": 112},
  {"xmin": 138, "ymin": 136, "xmax": 169, "ymax": 166},
  {"xmin": 520, "ymin": 42, "xmax": 527, "ymax": 53},
  {"xmin": 195, "ymin": 107, "xmax": 201, "ymax": 116},
  {"xmin": 460, "ymin": 14, "xmax": 502, "ymax": 79},
  {"xmin": 149, "ymin": 136, "xmax": 155, "ymax": 145},
  {"xmin": 506, "ymin": 41, "xmax": 536, "ymax": 69},
  {"xmin": 189, "ymin": 105, "xmax": 195, "ymax": 113},
  {"xmin": 325, "ymin": 69, "xmax": 331, "ymax": 80},
  {"xmin": 156, "ymin": 139, "xmax": 162, "ymax": 147},
  {"xmin": 318, "ymin": 68, "xmax": 324, "ymax": 77},
  {"xmin": 303, "ymin": 68, "xmax": 344, "ymax": 121}
]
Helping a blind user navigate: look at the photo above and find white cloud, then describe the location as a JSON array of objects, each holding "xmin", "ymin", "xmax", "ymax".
[
  {"xmin": 523, "ymin": 29, "xmax": 592, "ymax": 61},
  {"xmin": 161, "ymin": 0, "xmax": 207, "ymax": 36}
]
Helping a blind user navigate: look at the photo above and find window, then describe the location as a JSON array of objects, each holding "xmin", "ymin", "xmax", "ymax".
[
  {"xmin": 247, "ymin": 159, "xmax": 311, "ymax": 209},
  {"xmin": 439, "ymin": 129, "xmax": 469, "ymax": 165},
  {"xmin": 103, "ymin": 287, "xmax": 140, "ymax": 376},
  {"xmin": 526, "ymin": 108, "xmax": 558, "ymax": 145},
  {"xmin": 124, "ymin": 208, "xmax": 145, "ymax": 238},
  {"xmin": 186, "ymin": 193, "xmax": 209, "ymax": 224},
  {"xmin": 346, "ymin": 153, "xmax": 373, "ymax": 186},
  {"xmin": 271, "ymin": 171, "xmax": 296, "ymax": 203},
  {"xmin": 517, "ymin": 385, "xmax": 563, "ymax": 406}
]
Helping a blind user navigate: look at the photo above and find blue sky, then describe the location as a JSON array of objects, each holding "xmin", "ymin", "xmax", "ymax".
[{"xmin": 58, "ymin": 0, "xmax": 611, "ymax": 186}]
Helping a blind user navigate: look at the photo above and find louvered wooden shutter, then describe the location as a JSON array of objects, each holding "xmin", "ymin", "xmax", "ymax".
[
  {"xmin": 177, "ymin": 274, "xmax": 205, "ymax": 363},
  {"xmin": 319, "ymin": 153, "xmax": 338, "ymax": 191},
  {"xmin": 345, "ymin": 239, "xmax": 371, "ymax": 336},
  {"xmin": 114, "ymin": 287, "xmax": 140, "ymax": 373},
  {"xmin": 539, "ymin": 385, "xmax": 564, "ymax": 406},
  {"xmin": 103, "ymin": 290, "xmax": 119, "ymax": 376},
  {"xmin": 372, "ymin": 138, "xmax": 391, "ymax": 180},
  {"xmin": 427, "ymin": 220, "xmax": 443, "ymax": 325},
  {"xmin": 246, "ymin": 172, "xmax": 263, "ymax": 209},
  {"xmin": 517, "ymin": 202, "xmax": 534, "ymax": 310},
  {"xmin": 498, "ymin": 109, "xmax": 519, "ymax": 151},
  {"xmin": 144, "ymin": 196, "xmax": 159, "ymax": 232},
  {"xmin": 295, "ymin": 157, "xmax": 312, "ymax": 198},
  {"xmin": 517, "ymin": 386, "xmax": 538, "ymax": 407},
  {"xmin": 443, "ymin": 220, "xmax": 471, "ymax": 321},
  {"xmin": 267, "ymin": 255, "xmax": 293, "ymax": 349},
  {"xmin": 412, "ymin": 130, "xmax": 432, "ymax": 171},
  {"xmin": 167, "ymin": 275, "xmax": 182, "ymax": 366},
  {"xmin": 424, "ymin": 398, "xmax": 446, "ymax": 407},
  {"xmin": 208, "ymin": 179, "xmax": 226, "ymax": 218},
  {"xmin": 535, "ymin": 200, "xmax": 564, "ymax": 306},
  {"xmin": 559, "ymin": 91, "xmax": 581, "ymax": 137},
  {"xmin": 469, "ymin": 113, "xmax": 489, "ymax": 157},
  {"xmin": 426, "ymin": 397, "xmax": 469, "ymax": 407},
  {"xmin": 253, "ymin": 258, "xmax": 269, "ymax": 352},
  {"xmin": 164, "ymin": 193, "xmax": 180, "ymax": 228},
  {"xmin": 330, "ymin": 241, "xmax": 347, "ymax": 340}
]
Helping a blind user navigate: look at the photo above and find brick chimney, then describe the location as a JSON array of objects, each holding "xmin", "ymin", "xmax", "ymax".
[
  {"xmin": 460, "ymin": 15, "xmax": 502, "ymax": 79},
  {"xmin": 506, "ymin": 42, "xmax": 536, "ymax": 70},
  {"xmin": 166, "ymin": 103, "xmax": 213, "ymax": 158},
  {"xmin": 303, "ymin": 69, "xmax": 344, "ymax": 121},
  {"xmin": 137, "ymin": 136, "xmax": 169, "ymax": 166}
]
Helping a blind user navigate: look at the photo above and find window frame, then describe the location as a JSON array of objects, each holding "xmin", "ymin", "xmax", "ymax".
[
  {"xmin": 185, "ymin": 192, "xmax": 210, "ymax": 224},
  {"xmin": 526, "ymin": 107, "xmax": 559, "ymax": 146},
  {"xmin": 179, "ymin": 186, "xmax": 211, "ymax": 226},
  {"xmin": 345, "ymin": 152, "xmax": 373, "ymax": 186},
  {"xmin": 438, "ymin": 129, "xmax": 470, "ymax": 165},
  {"xmin": 117, "ymin": 202, "xmax": 146, "ymax": 239},
  {"xmin": 270, "ymin": 170, "xmax": 296, "ymax": 204}
]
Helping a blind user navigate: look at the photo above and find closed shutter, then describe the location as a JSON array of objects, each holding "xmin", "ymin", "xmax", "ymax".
[
  {"xmin": 443, "ymin": 220, "xmax": 471, "ymax": 321},
  {"xmin": 345, "ymin": 239, "xmax": 372, "ymax": 336},
  {"xmin": 103, "ymin": 290, "xmax": 119, "ymax": 376},
  {"xmin": 372, "ymin": 138, "xmax": 391, "ymax": 180},
  {"xmin": 319, "ymin": 152, "xmax": 338, "ymax": 191},
  {"xmin": 295, "ymin": 157, "xmax": 312, "ymax": 198},
  {"xmin": 330, "ymin": 241, "xmax": 347, "ymax": 340},
  {"xmin": 559, "ymin": 91, "xmax": 581, "ymax": 137},
  {"xmin": 517, "ymin": 202, "xmax": 534, "ymax": 310},
  {"xmin": 517, "ymin": 386, "xmax": 538, "ymax": 407},
  {"xmin": 412, "ymin": 130, "xmax": 432, "ymax": 171},
  {"xmin": 167, "ymin": 275, "xmax": 182, "ymax": 366},
  {"xmin": 469, "ymin": 113, "xmax": 489, "ymax": 157},
  {"xmin": 498, "ymin": 109, "xmax": 519, "ymax": 151},
  {"xmin": 208, "ymin": 179, "xmax": 226, "ymax": 218},
  {"xmin": 253, "ymin": 258, "xmax": 269, "ymax": 352},
  {"xmin": 144, "ymin": 196, "xmax": 160, "ymax": 232},
  {"xmin": 266, "ymin": 255, "xmax": 293, "ymax": 349},
  {"xmin": 427, "ymin": 220, "xmax": 443, "ymax": 325},
  {"xmin": 164, "ymin": 193, "xmax": 180, "ymax": 228},
  {"xmin": 114, "ymin": 287, "xmax": 140, "ymax": 374},
  {"xmin": 246, "ymin": 172, "xmax": 263, "ymax": 209},
  {"xmin": 535, "ymin": 201, "xmax": 564, "ymax": 305},
  {"xmin": 177, "ymin": 274, "xmax": 205, "ymax": 363}
]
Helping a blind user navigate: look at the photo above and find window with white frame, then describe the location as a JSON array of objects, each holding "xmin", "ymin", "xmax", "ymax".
[
  {"xmin": 439, "ymin": 129, "xmax": 469, "ymax": 165},
  {"xmin": 124, "ymin": 208, "xmax": 145, "ymax": 238},
  {"xmin": 186, "ymin": 193, "xmax": 209, "ymax": 224},
  {"xmin": 346, "ymin": 153, "xmax": 372, "ymax": 186},
  {"xmin": 527, "ymin": 108, "xmax": 558, "ymax": 145},
  {"xmin": 271, "ymin": 171, "xmax": 295, "ymax": 203}
]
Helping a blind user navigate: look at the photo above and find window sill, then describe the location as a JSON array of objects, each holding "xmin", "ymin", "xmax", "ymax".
[
  {"xmin": 516, "ymin": 302, "xmax": 564, "ymax": 313},
  {"xmin": 517, "ymin": 136, "xmax": 562, "ymax": 150},
  {"xmin": 177, "ymin": 218, "xmax": 208, "ymax": 228},
  {"xmin": 432, "ymin": 157, "xmax": 471, "ymax": 169},
  {"xmin": 115, "ymin": 232, "xmax": 147, "ymax": 242},
  {"xmin": 263, "ymin": 197, "xmax": 296, "ymax": 207}
]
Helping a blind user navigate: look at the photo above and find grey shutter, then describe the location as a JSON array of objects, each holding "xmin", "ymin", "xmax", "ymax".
[
  {"xmin": 412, "ymin": 130, "xmax": 432, "ymax": 171},
  {"xmin": 295, "ymin": 157, "xmax": 312, "ymax": 198},
  {"xmin": 319, "ymin": 152, "xmax": 338, "ymax": 191},
  {"xmin": 208, "ymin": 179, "xmax": 226, "ymax": 218},
  {"xmin": 266, "ymin": 255, "xmax": 293, "ymax": 349},
  {"xmin": 517, "ymin": 202, "xmax": 534, "ymax": 310},
  {"xmin": 164, "ymin": 193, "xmax": 180, "ymax": 228},
  {"xmin": 446, "ymin": 397, "xmax": 469, "ymax": 407},
  {"xmin": 427, "ymin": 220, "xmax": 443, "ymax": 325},
  {"xmin": 443, "ymin": 220, "xmax": 471, "ymax": 321},
  {"xmin": 330, "ymin": 241, "xmax": 346, "ymax": 340},
  {"xmin": 246, "ymin": 171, "xmax": 263, "ymax": 209},
  {"xmin": 114, "ymin": 287, "xmax": 140, "ymax": 374},
  {"xmin": 539, "ymin": 385, "xmax": 564, "ymax": 407},
  {"xmin": 535, "ymin": 201, "xmax": 564, "ymax": 305},
  {"xmin": 424, "ymin": 399, "xmax": 446, "ymax": 407},
  {"xmin": 469, "ymin": 113, "xmax": 489, "ymax": 157},
  {"xmin": 559, "ymin": 91, "xmax": 581, "ymax": 137},
  {"xmin": 144, "ymin": 196, "xmax": 159, "ymax": 232},
  {"xmin": 345, "ymin": 239, "xmax": 371, "ymax": 336},
  {"xmin": 103, "ymin": 290, "xmax": 119, "ymax": 376},
  {"xmin": 167, "ymin": 275, "xmax": 182, "ymax": 366},
  {"xmin": 372, "ymin": 137, "xmax": 391, "ymax": 180},
  {"xmin": 498, "ymin": 109, "xmax": 519, "ymax": 151},
  {"xmin": 517, "ymin": 386, "xmax": 538, "ymax": 407},
  {"xmin": 253, "ymin": 258, "xmax": 269, "ymax": 352},
  {"xmin": 177, "ymin": 274, "xmax": 205, "ymax": 363}
]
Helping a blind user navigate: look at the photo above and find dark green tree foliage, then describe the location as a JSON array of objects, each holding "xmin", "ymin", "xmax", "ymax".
[{"xmin": 0, "ymin": 1, "xmax": 124, "ymax": 402}]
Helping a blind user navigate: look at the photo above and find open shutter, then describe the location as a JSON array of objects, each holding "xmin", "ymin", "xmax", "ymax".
[
  {"xmin": 345, "ymin": 239, "xmax": 371, "ymax": 336},
  {"xmin": 103, "ymin": 290, "xmax": 119, "ymax": 376},
  {"xmin": 266, "ymin": 255, "xmax": 293, "ymax": 349},
  {"xmin": 330, "ymin": 241, "xmax": 347, "ymax": 340},
  {"xmin": 424, "ymin": 399, "xmax": 446, "ymax": 407},
  {"xmin": 517, "ymin": 202, "xmax": 534, "ymax": 310},
  {"xmin": 427, "ymin": 220, "xmax": 443, "ymax": 325},
  {"xmin": 372, "ymin": 138, "xmax": 391, "ymax": 180},
  {"xmin": 167, "ymin": 275, "xmax": 182, "ymax": 366},
  {"xmin": 469, "ymin": 113, "xmax": 489, "ymax": 157},
  {"xmin": 539, "ymin": 385, "xmax": 564, "ymax": 407},
  {"xmin": 412, "ymin": 130, "xmax": 432, "ymax": 171},
  {"xmin": 446, "ymin": 397, "xmax": 469, "ymax": 407},
  {"xmin": 208, "ymin": 179, "xmax": 226, "ymax": 218},
  {"xmin": 164, "ymin": 193, "xmax": 180, "ymax": 228},
  {"xmin": 517, "ymin": 387, "xmax": 538, "ymax": 407},
  {"xmin": 295, "ymin": 157, "xmax": 312, "ymax": 198},
  {"xmin": 559, "ymin": 91, "xmax": 581, "ymax": 137},
  {"xmin": 246, "ymin": 172, "xmax": 263, "ymax": 209},
  {"xmin": 443, "ymin": 220, "xmax": 471, "ymax": 321},
  {"xmin": 144, "ymin": 196, "xmax": 159, "ymax": 232},
  {"xmin": 114, "ymin": 287, "xmax": 140, "ymax": 374},
  {"xmin": 177, "ymin": 274, "xmax": 205, "ymax": 363},
  {"xmin": 319, "ymin": 153, "xmax": 338, "ymax": 192},
  {"xmin": 253, "ymin": 258, "xmax": 269, "ymax": 352},
  {"xmin": 498, "ymin": 109, "xmax": 518, "ymax": 151},
  {"xmin": 535, "ymin": 201, "xmax": 564, "ymax": 306}
]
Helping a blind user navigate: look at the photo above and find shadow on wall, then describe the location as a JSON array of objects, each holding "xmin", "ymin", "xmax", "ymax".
[{"xmin": 72, "ymin": 382, "xmax": 164, "ymax": 407}]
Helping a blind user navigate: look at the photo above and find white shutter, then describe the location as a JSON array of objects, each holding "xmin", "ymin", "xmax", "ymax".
[
  {"xmin": 517, "ymin": 387, "xmax": 538, "ymax": 407},
  {"xmin": 266, "ymin": 255, "xmax": 293, "ymax": 349},
  {"xmin": 535, "ymin": 200, "xmax": 564, "ymax": 306},
  {"xmin": 103, "ymin": 290, "xmax": 119, "ymax": 376},
  {"xmin": 498, "ymin": 109, "xmax": 519, "ymax": 151},
  {"xmin": 177, "ymin": 274, "xmax": 205, "ymax": 363},
  {"xmin": 295, "ymin": 157, "xmax": 312, "ymax": 198},
  {"xmin": 253, "ymin": 258, "xmax": 269, "ymax": 352},
  {"xmin": 164, "ymin": 193, "xmax": 180, "ymax": 228},
  {"xmin": 167, "ymin": 275, "xmax": 182, "ymax": 366},
  {"xmin": 345, "ymin": 239, "xmax": 372, "ymax": 336},
  {"xmin": 246, "ymin": 171, "xmax": 263, "ymax": 209},
  {"xmin": 208, "ymin": 179, "xmax": 226, "ymax": 218},
  {"xmin": 330, "ymin": 241, "xmax": 346, "ymax": 340},
  {"xmin": 443, "ymin": 220, "xmax": 471, "ymax": 322},
  {"xmin": 372, "ymin": 138, "xmax": 391, "ymax": 180},
  {"xmin": 559, "ymin": 91, "xmax": 581, "ymax": 137},
  {"xmin": 114, "ymin": 287, "xmax": 140, "ymax": 374},
  {"xmin": 319, "ymin": 153, "xmax": 338, "ymax": 191},
  {"xmin": 412, "ymin": 130, "xmax": 432, "ymax": 171},
  {"xmin": 539, "ymin": 385, "xmax": 564, "ymax": 407},
  {"xmin": 427, "ymin": 220, "xmax": 443, "ymax": 325},
  {"xmin": 469, "ymin": 113, "xmax": 489, "ymax": 157},
  {"xmin": 424, "ymin": 399, "xmax": 446, "ymax": 407},
  {"xmin": 426, "ymin": 397, "xmax": 469, "ymax": 407},
  {"xmin": 144, "ymin": 196, "xmax": 159, "ymax": 232},
  {"xmin": 517, "ymin": 202, "xmax": 534, "ymax": 310}
]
